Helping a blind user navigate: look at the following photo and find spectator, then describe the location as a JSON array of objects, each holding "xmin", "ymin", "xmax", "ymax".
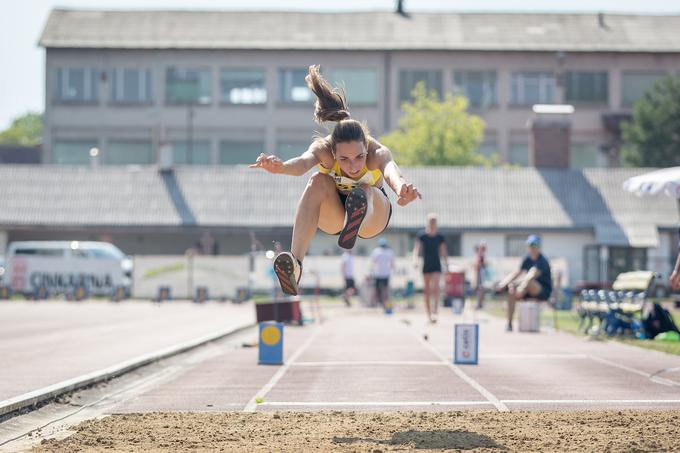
[
  {"xmin": 340, "ymin": 249, "xmax": 356, "ymax": 306},
  {"xmin": 496, "ymin": 234, "xmax": 552, "ymax": 332},
  {"xmin": 371, "ymin": 238, "xmax": 395, "ymax": 308},
  {"xmin": 474, "ymin": 241, "xmax": 487, "ymax": 309},
  {"xmin": 671, "ymin": 227, "xmax": 680, "ymax": 290},
  {"xmin": 412, "ymin": 213, "xmax": 448, "ymax": 323}
]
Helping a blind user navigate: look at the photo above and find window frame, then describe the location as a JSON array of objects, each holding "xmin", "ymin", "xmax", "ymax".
[
  {"xmin": 165, "ymin": 67, "xmax": 213, "ymax": 106},
  {"xmin": 398, "ymin": 69, "xmax": 443, "ymax": 103},
  {"xmin": 110, "ymin": 67, "xmax": 154, "ymax": 105},
  {"xmin": 510, "ymin": 71, "xmax": 556, "ymax": 106},
  {"xmin": 453, "ymin": 70, "xmax": 498, "ymax": 108},
  {"xmin": 219, "ymin": 67, "xmax": 267, "ymax": 105},
  {"xmin": 54, "ymin": 67, "xmax": 99, "ymax": 104}
]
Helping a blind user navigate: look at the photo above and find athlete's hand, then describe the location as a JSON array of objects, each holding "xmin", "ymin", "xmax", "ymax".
[
  {"xmin": 671, "ymin": 268, "xmax": 680, "ymax": 290},
  {"xmin": 396, "ymin": 182, "xmax": 422, "ymax": 206},
  {"xmin": 249, "ymin": 153, "xmax": 284, "ymax": 174}
]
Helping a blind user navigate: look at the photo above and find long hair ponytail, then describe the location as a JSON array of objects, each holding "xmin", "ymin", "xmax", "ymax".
[
  {"xmin": 306, "ymin": 65, "xmax": 370, "ymax": 150},
  {"xmin": 305, "ymin": 65, "xmax": 350, "ymax": 123}
]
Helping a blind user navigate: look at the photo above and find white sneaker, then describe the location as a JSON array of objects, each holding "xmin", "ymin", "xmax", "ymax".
[{"xmin": 273, "ymin": 252, "xmax": 302, "ymax": 296}]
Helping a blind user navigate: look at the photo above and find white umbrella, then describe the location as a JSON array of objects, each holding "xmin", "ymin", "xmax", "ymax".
[{"xmin": 623, "ymin": 167, "xmax": 680, "ymax": 198}]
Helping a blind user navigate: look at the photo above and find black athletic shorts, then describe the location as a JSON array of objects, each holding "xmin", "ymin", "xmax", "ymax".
[
  {"xmin": 375, "ymin": 277, "xmax": 389, "ymax": 293},
  {"xmin": 335, "ymin": 186, "xmax": 392, "ymax": 239},
  {"xmin": 345, "ymin": 278, "xmax": 356, "ymax": 290}
]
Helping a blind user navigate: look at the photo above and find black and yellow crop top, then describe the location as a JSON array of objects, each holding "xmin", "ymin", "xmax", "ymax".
[{"xmin": 318, "ymin": 161, "xmax": 383, "ymax": 193}]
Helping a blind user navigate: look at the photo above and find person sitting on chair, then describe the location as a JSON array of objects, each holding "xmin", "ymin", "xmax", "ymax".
[{"xmin": 496, "ymin": 235, "xmax": 552, "ymax": 331}]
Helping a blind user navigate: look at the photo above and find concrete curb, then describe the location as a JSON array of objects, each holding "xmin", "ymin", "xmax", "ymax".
[{"xmin": 0, "ymin": 321, "xmax": 255, "ymax": 418}]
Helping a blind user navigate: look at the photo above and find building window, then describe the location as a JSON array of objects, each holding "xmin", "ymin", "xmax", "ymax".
[
  {"xmin": 583, "ymin": 245, "xmax": 601, "ymax": 282},
  {"xmin": 570, "ymin": 144, "xmax": 604, "ymax": 169},
  {"xmin": 621, "ymin": 72, "xmax": 666, "ymax": 107},
  {"xmin": 170, "ymin": 141, "xmax": 211, "ymax": 165},
  {"xmin": 453, "ymin": 71, "xmax": 497, "ymax": 107},
  {"xmin": 506, "ymin": 234, "xmax": 534, "ymax": 257},
  {"xmin": 399, "ymin": 70, "xmax": 442, "ymax": 102},
  {"xmin": 278, "ymin": 68, "xmax": 312, "ymax": 103},
  {"xmin": 511, "ymin": 72, "xmax": 555, "ymax": 105},
  {"xmin": 509, "ymin": 143, "xmax": 529, "ymax": 166},
  {"xmin": 276, "ymin": 141, "xmax": 309, "ymax": 161},
  {"xmin": 105, "ymin": 141, "xmax": 153, "ymax": 165},
  {"xmin": 330, "ymin": 68, "xmax": 378, "ymax": 105},
  {"xmin": 477, "ymin": 143, "xmax": 498, "ymax": 160},
  {"xmin": 443, "ymin": 234, "xmax": 461, "ymax": 257},
  {"xmin": 166, "ymin": 68, "xmax": 212, "ymax": 104},
  {"xmin": 53, "ymin": 140, "xmax": 97, "ymax": 165},
  {"xmin": 608, "ymin": 247, "xmax": 647, "ymax": 282},
  {"xmin": 220, "ymin": 68, "xmax": 266, "ymax": 104},
  {"xmin": 219, "ymin": 140, "xmax": 264, "ymax": 164},
  {"xmin": 564, "ymin": 71, "xmax": 608, "ymax": 104},
  {"xmin": 110, "ymin": 68, "xmax": 153, "ymax": 104},
  {"xmin": 55, "ymin": 68, "xmax": 98, "ymax": 102}
]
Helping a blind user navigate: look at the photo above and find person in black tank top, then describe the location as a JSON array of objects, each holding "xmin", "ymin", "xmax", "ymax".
[{"xmin": 412, "ymin": 213, "xmax": 448, "ymax": 323}]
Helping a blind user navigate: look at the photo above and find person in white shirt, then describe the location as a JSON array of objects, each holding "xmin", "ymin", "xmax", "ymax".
[
  {"xmin": 370, "ymin": 238, "xmax": 395, "ymax": 308},
  {"xmin": 340, "ymin": 250, "xmax": 356, "ymax": 306}
]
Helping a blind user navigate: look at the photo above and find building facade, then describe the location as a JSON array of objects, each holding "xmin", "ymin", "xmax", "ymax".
[{"xmin": 39, "ymin": 10, "xmax": 680, "ymax": 168}]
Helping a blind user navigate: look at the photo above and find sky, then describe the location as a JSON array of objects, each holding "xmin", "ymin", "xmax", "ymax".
[{"xmin": 1, "ymin": 0, "xmax": 679, "ymax": 129}]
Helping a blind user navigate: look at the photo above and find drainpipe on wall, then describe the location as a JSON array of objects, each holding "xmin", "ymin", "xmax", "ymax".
[{"xmin": 383, "ymin": 51, "xmax": 391, "ymax": 133}]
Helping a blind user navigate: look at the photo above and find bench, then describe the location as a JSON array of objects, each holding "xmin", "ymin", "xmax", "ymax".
[{"xmin": 577, "ymin": 271, "xmax": 652, "ymax": 336}]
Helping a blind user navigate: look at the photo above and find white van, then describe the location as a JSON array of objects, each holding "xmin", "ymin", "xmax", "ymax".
[{"xmin": 5, "ymin": 241, "xmax": 132, "ymax": 296}]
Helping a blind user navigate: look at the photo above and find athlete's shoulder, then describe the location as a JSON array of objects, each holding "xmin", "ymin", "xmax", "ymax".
[
  {"xmin": 311, "ymin": 137, "xmax": 334, "ymax": 168},
  {"xmin": 366, "ymin": 137, "xmax": 391, "ymax": 170}
]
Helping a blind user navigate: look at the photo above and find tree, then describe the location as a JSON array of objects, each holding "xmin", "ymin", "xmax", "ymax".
[
  {"xmin": 379, "ymin": 82, "xmax": 492, "ymax": 166},
  {"xmin": 621, "ymin": 76, "xmax": 680, "ymax": 167},
  {"xmin": 0, "ymin": 112, "xmax": 43, "ymax": 146}
]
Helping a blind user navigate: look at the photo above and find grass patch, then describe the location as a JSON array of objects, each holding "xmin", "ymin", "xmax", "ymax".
[{"xmin": 483, "ymin": 299, "xmax": 680, "ymax": 356}]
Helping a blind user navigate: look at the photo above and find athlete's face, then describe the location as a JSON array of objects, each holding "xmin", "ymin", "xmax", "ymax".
[{"xmin": 334, "ymin": 141, "xmax": 367, "ymax": 177}]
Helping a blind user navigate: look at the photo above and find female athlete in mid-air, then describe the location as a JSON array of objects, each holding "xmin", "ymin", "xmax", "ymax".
[{"xmin": 250, "ymin": 65, "xmax": 421, "ymax": 295}]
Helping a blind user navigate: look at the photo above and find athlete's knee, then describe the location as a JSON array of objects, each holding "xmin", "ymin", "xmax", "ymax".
[{"xmin": 306, "ymin": 173, "xmax": 335, "ymax": 195}]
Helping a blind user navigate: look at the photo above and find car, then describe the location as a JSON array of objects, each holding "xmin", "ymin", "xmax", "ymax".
[{"xmin": 4, "ymin": 241, "xmax": 132, "ymax": 297}]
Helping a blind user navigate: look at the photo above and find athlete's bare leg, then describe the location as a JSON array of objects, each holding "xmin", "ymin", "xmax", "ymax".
[
  {"xmin": 356, "ymin": 184, "xmax": 391, "ymax": 238},
  {"xmin": 291, "ymin": 173, "xmax": 344, "ymax": 261},
  {"xmin": 423, "ymin": 273, "xmax": 434, "ymax": 322},
  {"xmin": 430, "ymin": 272, "xmax": 441, "ymax": 317}
]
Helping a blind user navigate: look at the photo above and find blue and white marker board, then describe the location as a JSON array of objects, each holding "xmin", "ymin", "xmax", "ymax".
[
  {"xmin": 258, "ymin": 321, "xmax": 284, "ymax": 365},
  {"xmin": 454, "ymin": 324, "xmax": 479, "ymax": 365}
]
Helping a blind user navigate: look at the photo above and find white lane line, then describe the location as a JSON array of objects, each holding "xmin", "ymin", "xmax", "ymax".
[
  {"xmin": 587, "ymin": 355, "xmax": 680, "ymax": 387},
  {"xmin": 257, "ymin": 399, "xmax": 680, "ymax": 407},
  {"xmin": 243, "ymin": 327, "xmax": 322, "ymax": 412},
  {"xmin": 503, "ymin": 399, "xmax": 680, "ymax": 405},
  {"xmin": 412, "ymin": 330, "xmax": 509, "ymax": 412},
  {"xmin": 258, "ymin": 401, "xmax": 493, "ymax": 407},
  {"xmin": 481, "ymin": 354, "xmax": 588, "ymax": 359},
  {"xmin": 291, "ymin": 355, "xmax": 589, "ymax": 366},
  {"xmin": 292, "ymin": 361, "xmax": 446, "ymax": 367}
]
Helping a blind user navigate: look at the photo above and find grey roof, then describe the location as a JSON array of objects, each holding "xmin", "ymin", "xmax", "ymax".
[
  {"xmin": 0, "ymin": 165, "xmax": 677, "ymax": 246},
  {"xmin": 39, "ymin": 9, "xmax": 680, "ymax": 53}
]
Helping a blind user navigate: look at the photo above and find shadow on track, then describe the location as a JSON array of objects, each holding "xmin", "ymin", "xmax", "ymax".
[{"xmin": 333, "ymin": 429, "xmax": 506, "ymax": 450}]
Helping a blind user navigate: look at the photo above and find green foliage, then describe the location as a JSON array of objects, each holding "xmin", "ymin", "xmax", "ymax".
[
  {"xmin": 379, "ymin": 82, "xmax": 492, "ymax": 166},
  {"xmin": 621, "ymin": 76, "xmax": 680, "ymax": 167},
  {"xmin": 0, "ymin": 112, "xmax": 43, "ymax": 146}
]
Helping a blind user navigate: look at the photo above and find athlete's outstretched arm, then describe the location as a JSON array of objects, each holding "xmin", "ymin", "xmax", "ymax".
[
  {"xmin": 249, "ymin": 143, "xmax": 321, "ymax": 176},
  {"xmin": 372, "ymin": 139, "xmax": 421, "ymax": 206}
]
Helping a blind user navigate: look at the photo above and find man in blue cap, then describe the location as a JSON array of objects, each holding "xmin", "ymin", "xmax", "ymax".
[{"xmin": 496, "ymin": 234, "xmax": 552, "ymax": 331}]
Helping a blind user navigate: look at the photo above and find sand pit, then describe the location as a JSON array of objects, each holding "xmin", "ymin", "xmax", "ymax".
[{"xmin": 32, "ymin": 410, "xmax": 680, "ymax": 452}]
